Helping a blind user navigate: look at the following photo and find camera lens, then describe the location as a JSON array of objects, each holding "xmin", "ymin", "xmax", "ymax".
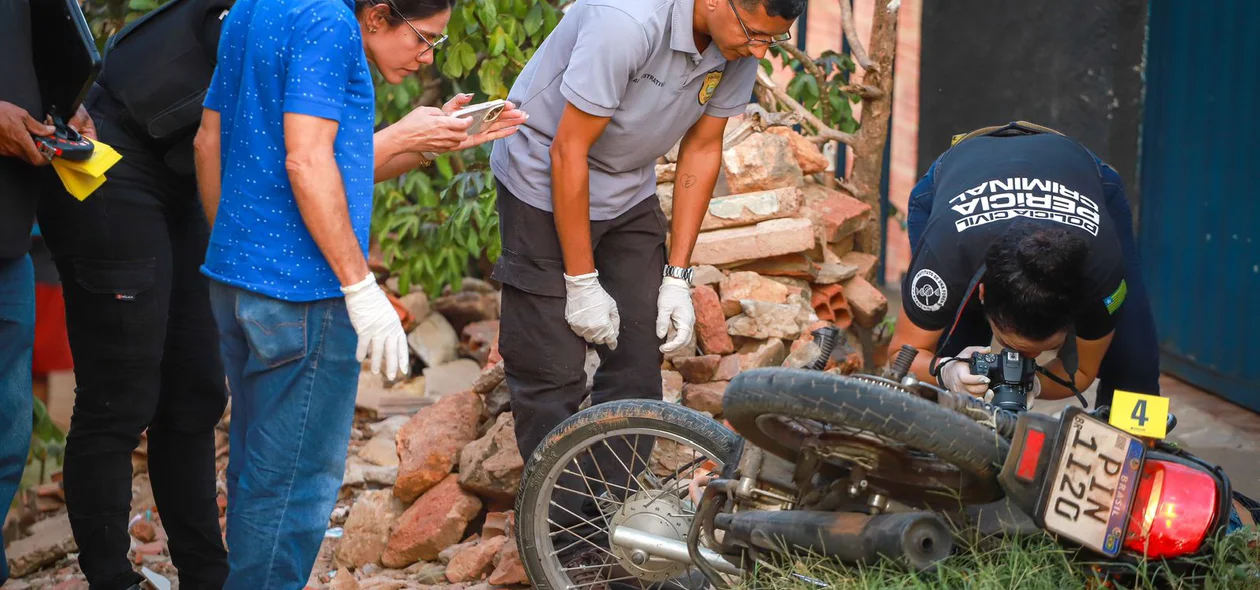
[{"xmin": 991, "ymin": 384, "xmax": 1027, "ymax": 412}]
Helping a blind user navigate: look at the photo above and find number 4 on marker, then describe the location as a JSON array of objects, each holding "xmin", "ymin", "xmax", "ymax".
[
  {"xmin": 1131, "ymin": 400, "xmax": 1148, "ymax": 426},
  {"xmin": 1110, "ymin": 390, "xmax": 1169, "ymax": 439}
]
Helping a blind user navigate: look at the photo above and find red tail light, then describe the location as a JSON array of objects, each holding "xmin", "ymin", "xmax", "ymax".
[{"xmin": 1123, "ymin": 459, "xmax": 1218, "ymax": 558}]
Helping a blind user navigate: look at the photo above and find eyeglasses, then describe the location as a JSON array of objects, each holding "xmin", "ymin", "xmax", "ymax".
[
  {"xmin": 376, "ymin": 0, "xmax": 448, "ymax": 57},
  {"xmin": 726, "ymin": 0, "xmax": 792, "ymax": 47}
]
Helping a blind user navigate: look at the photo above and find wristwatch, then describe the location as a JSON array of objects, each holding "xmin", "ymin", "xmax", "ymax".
[{"xmin": 663, "ymin": 264, "xmax": 694, "ymax": 286}]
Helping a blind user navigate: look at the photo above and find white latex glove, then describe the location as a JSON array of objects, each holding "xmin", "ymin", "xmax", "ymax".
[
  {"xmin": 341, "ymin": 274, "xmax": 410, "ymax": 381},
  {"xmin": 938, "ymin": 346, "xmax": 993, "ymax": 397},
  {"xmin": 564, "ymin": 271, "xmax": 620, "ymax": 349},
  {"xmin": 656, "ymin": 277, "xmax": 695, "ymax": 353}
]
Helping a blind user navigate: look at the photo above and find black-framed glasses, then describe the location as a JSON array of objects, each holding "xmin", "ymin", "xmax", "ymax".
[
  {"xmin": 376, "ymin": 0, "xmax": 448, "ymax": 57},
  {"xmin": 726, "ymin": 0, "xmax": 792, "ymax": 47}
]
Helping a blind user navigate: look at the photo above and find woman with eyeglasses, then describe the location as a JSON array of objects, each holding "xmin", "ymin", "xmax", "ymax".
[{"xmin": 189, "ymin": 0, "xmax": 523, "ymax": 587}]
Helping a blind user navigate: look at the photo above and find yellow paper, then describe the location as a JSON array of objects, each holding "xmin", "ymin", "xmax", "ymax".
[
  {"xmin": 1109, "ymin": 389, "xmax": 1170, "ymax": 439},
  {"xmin": 50, "ymin": 140, "xmax": 122, "ymax": 201}
]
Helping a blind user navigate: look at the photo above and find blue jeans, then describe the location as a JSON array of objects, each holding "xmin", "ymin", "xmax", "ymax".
[
  {"xmin": 208, "ymin": 281, "xmax": 359, "ymax": 589},
  {"xmin": 0, "ymin": 255, "xmax": 35, "ymax": 584}
]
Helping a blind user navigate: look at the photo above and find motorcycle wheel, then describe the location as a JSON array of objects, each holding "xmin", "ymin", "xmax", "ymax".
[
  {"xmin": 516, "ymin": 399, "xmax": 742, "ymax": 590},
  {"xmin": 723, "ymin": 368, "xmax": 1010, "ymax": 506}
]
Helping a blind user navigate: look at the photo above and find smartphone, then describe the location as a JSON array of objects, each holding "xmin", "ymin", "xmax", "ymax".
[
  {"xmin": 452, "ymin": 99, "xmax": 507, "ymax": 135},
  {"xmin": 422, "ymin": 99, "xmax": 508, "ymax": 159}
]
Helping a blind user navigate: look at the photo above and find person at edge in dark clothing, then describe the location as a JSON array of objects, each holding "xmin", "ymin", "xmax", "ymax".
[
  {"xmin": 891, "ymin": 121, "xmax": 1260, "ymax": 540},
  {"xmin": 0, "ymin": 0, "xmax": 94, "ymax": 583},
  {"xmin": 890, "ymin": 121, "xmax": 1159, "ymax": 410},
  {"xmin": 35, "ymin": 1, "xmax": 236, "ymax": 587}
]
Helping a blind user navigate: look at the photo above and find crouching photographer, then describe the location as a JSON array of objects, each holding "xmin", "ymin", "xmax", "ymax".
[{"xmin": 890, "ymin": 122, "xmax": 1161, "ymax": 410}]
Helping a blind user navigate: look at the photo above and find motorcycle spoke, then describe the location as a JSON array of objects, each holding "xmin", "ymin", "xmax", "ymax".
[
  {"xmin": 546, "ymin": 521, "xmax": 617, "ymax": 561},
  {"xmin": 569, "ymin": 574, "xmax": 643, "ymax": 589},
  {"xmin": 561, "ymin": 466, "xmax": 636, "ymax": 498},
  {"xmin": 573, "ymin": 454, "xmax": 615, "ymax": 531}
]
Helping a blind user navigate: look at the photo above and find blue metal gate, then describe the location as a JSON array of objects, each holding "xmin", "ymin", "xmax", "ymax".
[{"xmin": 1137, "ymin": 1, "xmax": 1260, "ymax": 410}]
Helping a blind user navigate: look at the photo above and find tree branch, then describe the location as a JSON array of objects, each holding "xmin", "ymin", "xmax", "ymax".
[
  {"xmin": 776, "ymin": 43, "xmax": 832, "ymax": 123},
  {"xmin": 840, "ymin": 0, "xmax": 875, "ymax": 72},
  {"xmin": 839, "ymin": 84, "xmax": 884, "ymax": 100},
  {"xmin": 755, "ymin": 68, "xmax": 856, "ymax": 146}
]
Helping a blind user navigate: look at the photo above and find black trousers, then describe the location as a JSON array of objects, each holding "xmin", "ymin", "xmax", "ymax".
[
  {"xmin": 492, "ymin": 182, "xmax": 666, "ymax": 556},
  {"xmin": 37, "ymin": 87, "xmax": 228, "ymax": 590}
]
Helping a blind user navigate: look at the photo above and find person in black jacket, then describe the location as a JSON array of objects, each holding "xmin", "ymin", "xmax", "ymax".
[
  {"xmin": 0, "ymin": 0, "xmax": 94, "ymax": 584},
  {"xmin": 35, "ymin": 1, "xmax": 235, "ymax": 587}
]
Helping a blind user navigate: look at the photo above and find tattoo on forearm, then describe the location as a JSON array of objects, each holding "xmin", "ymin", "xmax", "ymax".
[{"xmin": 682, "ymin": 174, "xmax": 697, "ymax": 188}]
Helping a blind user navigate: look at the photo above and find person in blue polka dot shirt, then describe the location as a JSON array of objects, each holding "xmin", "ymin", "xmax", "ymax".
[{"xmin": 193, "ymin": 0, "xmax": 524, "ymax": 585}]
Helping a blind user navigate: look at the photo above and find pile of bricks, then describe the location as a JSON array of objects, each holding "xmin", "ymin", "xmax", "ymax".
[{"xmin": 655, "ymin": 122, "xmax": 890, "ymax": 419}]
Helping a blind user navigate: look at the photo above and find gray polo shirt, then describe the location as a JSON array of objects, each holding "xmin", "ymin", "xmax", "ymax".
[{"xmin": 489, "ymin": 0, "xmax": 758, "ymax": 221}]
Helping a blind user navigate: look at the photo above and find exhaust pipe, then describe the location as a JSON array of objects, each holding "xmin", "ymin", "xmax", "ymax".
[
  {"xmin": 610, "ymin": 525, "xmax": 744, "ymax": 577},
  {"xmin": 714, "ymin": 510, "xmax": 953, "ymax": 572}
]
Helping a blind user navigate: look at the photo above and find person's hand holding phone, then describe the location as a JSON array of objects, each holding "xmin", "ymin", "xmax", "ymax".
[
  {"xmin": 391, "ymin": 105, "xmax": 472, "ymax": 155},
  {"xmin": 440, "ymin": 94, "xmax": 527, "ymax": 151},
  {"xmin": 0, "ymin": 101, "xmax": 54, "ymax": 166}
]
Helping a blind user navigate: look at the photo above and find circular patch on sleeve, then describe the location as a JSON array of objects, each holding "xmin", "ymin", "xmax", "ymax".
[{"xmin": 911, "ymin": 268, "xmax": 948, "ymax": 312}]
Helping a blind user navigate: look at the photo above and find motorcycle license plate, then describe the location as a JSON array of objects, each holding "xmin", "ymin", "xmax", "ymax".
[{"xmin": 1038, "ymin": 407, "xmax": 1145, "ymax": 557}]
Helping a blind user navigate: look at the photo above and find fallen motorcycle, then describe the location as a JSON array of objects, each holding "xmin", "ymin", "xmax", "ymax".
[{"xmin": 512, "ymin": 331, "xmax": 1247, "ymax": 589}]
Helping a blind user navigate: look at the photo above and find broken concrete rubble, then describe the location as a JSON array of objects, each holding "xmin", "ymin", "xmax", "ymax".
[
  {"xmin": 384, "ymin": 475, "xmax": 483, "ymax": 567},
  {"xmin": 394, "ymin": 391, "xmax": 483, "ymax": 503},
  {"xmin": 457, "ymin": 412, "xmax": 524, "ymax": 501},
  {"xmin": 722, "ymin": 131, "xmax": 803, "ymax": 194},
  {"xmin": 700, "ymin": 187, "xmax": 801, "ymax": 231},
  {"xmin": 719, "ymin": 271, "xmax": 789, "ymax": 317},
  {"xmin": 407, "ymin": 312, "xmax": 460, "ymax": 368}
]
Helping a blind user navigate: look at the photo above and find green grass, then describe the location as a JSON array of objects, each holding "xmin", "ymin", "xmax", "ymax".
[{"xmin": 739, "ymin": 528, "xmax": 1260, "ymax": 590}]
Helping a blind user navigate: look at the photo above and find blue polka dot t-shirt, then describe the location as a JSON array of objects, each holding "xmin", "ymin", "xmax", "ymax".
[{"xmin": 202, "ymin": 0, "xmax": 374, "ymax": 302}]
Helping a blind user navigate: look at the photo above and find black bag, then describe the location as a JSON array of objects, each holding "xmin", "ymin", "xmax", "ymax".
[{"xmin": 96, "ymin": 0, "xmax": 234, "ymax": 171}]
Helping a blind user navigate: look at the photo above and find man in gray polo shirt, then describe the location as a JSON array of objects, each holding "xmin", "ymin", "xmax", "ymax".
[{"xmin": 489, "ymin": 0, "xmax": 804, "ymax": 579}]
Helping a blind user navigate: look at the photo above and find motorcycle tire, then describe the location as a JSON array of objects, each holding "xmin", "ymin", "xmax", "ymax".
[
  {"xmin": 515, "ymin": 399, "xmax": 742, "ymax": 590},
  {"xmin": 723, "ymin": 368, "xmax": 1010, "ymax": 497}
]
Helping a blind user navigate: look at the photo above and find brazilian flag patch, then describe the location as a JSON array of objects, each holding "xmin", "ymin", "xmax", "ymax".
[{"xmin": 1105, "ymin": 280, "xmax": 1128, "ymax": 315}]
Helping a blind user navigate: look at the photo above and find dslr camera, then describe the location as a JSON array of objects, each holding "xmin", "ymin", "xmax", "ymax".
[{"xmin": 968, "ymin": 348, "xmax": 1037, "ymax": 412}]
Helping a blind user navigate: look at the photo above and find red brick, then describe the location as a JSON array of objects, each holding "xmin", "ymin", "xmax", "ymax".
[
  {"xmin": 394, "ymin": 391, "xmax": 483, "ymax": 503},
  {"xmin": 691, "ymin": 285, "xmax": 735, "ymax": 355},
  {"xmin": 691, "ymin": 218, "xmax": 815, "ymax": 267},
  {"xmin": 842, "ymin": 251, "xmax": 879, "ymax": 282},
  {"xmin": 766, "ymin": 126, "xmax": 828, "ymax": 174},
  {"xmin": 701, "ymin": 187, "xmax": 801, "ymax": 231},
  {"xmin": 719, "ymin": 271, "xmax": 789, "ymax": 317},
  {"xmin": 384, "ymin": 475, "xmax": 483, "ymax": 567},
  {"xmin": 722, "ymin": 133, "xmax": 804, "ymax": 193},
  {"xmin": 841, "ymin": 276, "xmax": 888, "ymax": 329},
  {"xmin": 801, "ymin": 185, "xmax": 873, "ymax": 243},
  {"xmin": 682, "ymin": 382, "xmax": 728, "ymax": 416},
  {"xmin": 672, "ymin": 355, "xmax": 722, "ymax": 383},
  {"xmin": 446, "ymin": 536, "xmax": 507, "ymax": 583}
]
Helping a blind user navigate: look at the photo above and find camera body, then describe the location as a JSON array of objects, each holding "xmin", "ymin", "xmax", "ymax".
[{"xmin": 968, "ymin": 348, "xmax": 1037, "ymax": 411}]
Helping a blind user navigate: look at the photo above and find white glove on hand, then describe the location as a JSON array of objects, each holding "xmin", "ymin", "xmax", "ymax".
[
  {"xmin": 564, "ymin": 271, "xmax": 620, "ymax": 349},
  {"xmin": 656, "ymin": 277, "xmax": 695, "ymax": 353},
  {"xmin": 342, "ymin": 274, "xmax": 410, "ymax": 381},
  {"xmin": 938, "ymin": 346, "xmax": 993, "ymax": 397}
]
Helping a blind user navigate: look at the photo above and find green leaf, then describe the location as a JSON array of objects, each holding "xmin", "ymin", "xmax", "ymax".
[
  {"xmin": 477, "ymin": 1, "xmax": 498, "ymax": 28},
  {"xmin": 459, "ymin": 42, "xmax": 477, "ymax": 72},
  {"xmin": 524, "ymin": 2, "xmax": 543, "ymax": 35},
  {"xmin": 490, "ymin": 26, "xmax": 507, "ymax": 56}
]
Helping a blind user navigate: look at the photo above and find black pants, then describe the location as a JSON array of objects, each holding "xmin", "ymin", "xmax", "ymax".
[
  {"xmin": 37, "ymin": 87, "xmax": 228, "ymax": 590},
  {"xmin": 492, "ymin": 182, "xmax": 666, "ymax": 555}
]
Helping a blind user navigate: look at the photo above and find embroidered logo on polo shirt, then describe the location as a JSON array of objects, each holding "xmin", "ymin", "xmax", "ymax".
[{"xmin": 698, "ymin": 71, "xmax": 722, "ymax": 105}]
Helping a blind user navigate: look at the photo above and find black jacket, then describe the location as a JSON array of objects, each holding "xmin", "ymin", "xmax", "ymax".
[{"xmin": 0, "ymin": 0, "xmax": 49, "ymax": 259}]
